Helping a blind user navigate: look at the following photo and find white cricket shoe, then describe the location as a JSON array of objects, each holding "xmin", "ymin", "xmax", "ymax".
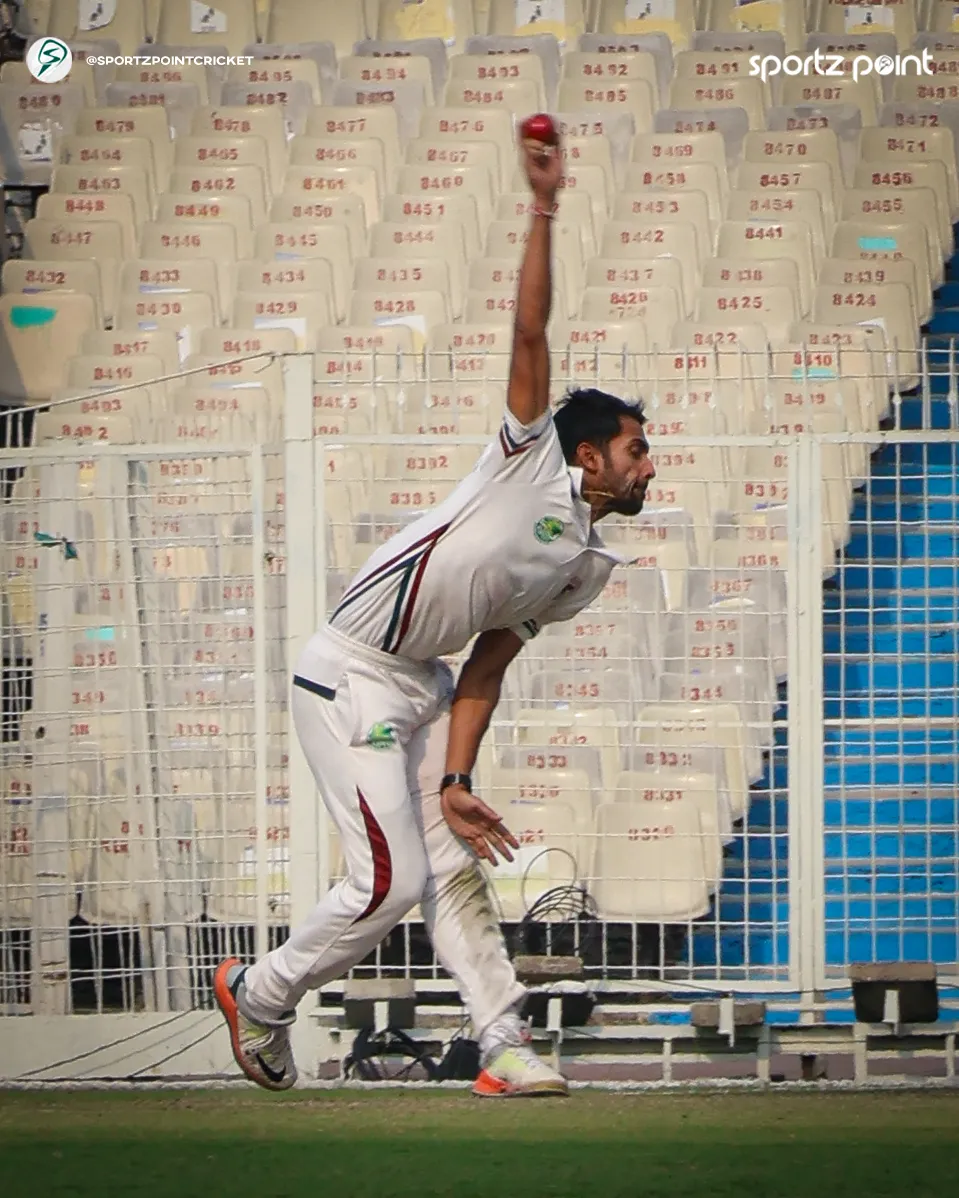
[
  {"xmin": 473, "ymin": 1019, "xmax": 568, "ymax": 1098},
  {"xmin": 214, "ymin": 957, "xmax": 297, "ymax": 1091}
]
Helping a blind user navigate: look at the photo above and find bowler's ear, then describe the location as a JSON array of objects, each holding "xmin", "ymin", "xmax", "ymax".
[{"xmin": 573, "ymin": 440, "xmax": 604, "ymax": 473}]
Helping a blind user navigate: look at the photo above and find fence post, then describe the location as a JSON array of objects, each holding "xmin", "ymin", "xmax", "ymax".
[
  {"xmin": 787, "ymin": 434, "xmax": 826, "ymax": 1009},
  {"xmin": 281, "ymin": 355, "xmax": 322, "ymax": 1070},
  {"xmin": 251, "ymin": 445, "xmax": 270, "ymax": 966}
]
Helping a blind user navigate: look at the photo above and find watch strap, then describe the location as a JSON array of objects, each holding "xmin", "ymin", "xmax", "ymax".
[{"xmin": 440, "ymin": 772, "xmax": 472, "ymax": 794}]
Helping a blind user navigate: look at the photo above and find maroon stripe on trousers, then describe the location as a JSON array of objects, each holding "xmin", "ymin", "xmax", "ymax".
[{"xmin": 353, "ymin": 789, "xmax": 392, "ymax": 923}]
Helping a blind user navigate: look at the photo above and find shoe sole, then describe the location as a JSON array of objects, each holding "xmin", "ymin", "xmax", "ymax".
[
  {"xmin": 472, "ymin": 1069, "xmax": 569, "ymax": 1098},
  {"xmin": 213, "ymin": 957, "xmax": 292, "ymax": 1093}
]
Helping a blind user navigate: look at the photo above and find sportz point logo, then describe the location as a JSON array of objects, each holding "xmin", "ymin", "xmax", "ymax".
[
  {"xmin": 750, "ymin": 47, "xmax": 933, "ymax": 84},
  {"xmin": 26, "ymin": 37, "xmax": 73, "ymax": 83}
]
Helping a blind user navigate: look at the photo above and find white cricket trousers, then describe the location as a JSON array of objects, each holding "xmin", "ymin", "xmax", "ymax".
[{"xmin": 243, "ymin": 624, "xmax": 525, "ymax": 1039}]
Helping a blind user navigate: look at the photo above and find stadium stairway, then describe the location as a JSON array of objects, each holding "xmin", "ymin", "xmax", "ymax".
[
  {"xmin": 690, "ymin": 264, "xmax": 959, "ymax": 983},
  {"xmin": 819, "ymin": 268, "xmax": 959, "ymax": 972}
]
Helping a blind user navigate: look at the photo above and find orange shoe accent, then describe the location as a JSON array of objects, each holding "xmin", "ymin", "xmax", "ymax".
[
  {"xmin": 472, "ymin": 1067, "xmax": 569, "ymax": 1098},
  {"xmin": 213, "ymin": 956, "xmax": 263, "ymax": 1089},
  {"xmin": 472, "ymin": 1068, "xmax": 513, "ymax": 1097}
]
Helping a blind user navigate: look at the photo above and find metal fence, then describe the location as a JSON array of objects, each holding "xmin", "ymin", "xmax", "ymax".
[{"xmin": 0, "ymin": 352, "xmax": 957, "ymax": 1042}]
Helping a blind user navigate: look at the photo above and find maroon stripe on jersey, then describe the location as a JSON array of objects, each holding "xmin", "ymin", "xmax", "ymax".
[
  {"xmin": 389, "ymin": 527, "xmax": 448, "ymax": 654},
  {"xmin": 333, "ymin": 524, "xmax": 448, "ymax": 616},
  {"xmin": 353, "ymin": 790, "xmax": 392, "ymax": 923},
  {"xmin": 499, "ymin": 420, "xmax": 541, "ymax": 459}
]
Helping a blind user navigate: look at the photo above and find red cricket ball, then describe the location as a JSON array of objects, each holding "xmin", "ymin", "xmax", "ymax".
[{"xmin": 520, "ymin": 113, "xmax": 558, "ymax": 146}]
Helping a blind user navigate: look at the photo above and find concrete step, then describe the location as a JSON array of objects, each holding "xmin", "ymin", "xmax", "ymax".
[
  {"xmin": 823, "ymin": 624, "xmax": 959, "ymax": 655},
  {"xmin": 838, "ymin": 561, "xmax": 959, "ymax": 589},
  {"xmin": 824, "ymin": 758, "xmax": 959, "ymax": 788},
  {"xmin": 823, "ymin": 693, "xmax": 959, "ymax": 719},
  {"xmin": 824, "ymin": 828, "xmax": 959, "ymax": 861},
  {"xmin": 823, "ymin": 655, "xmax": 959, "ymax": 694},
  {"xmin": 843, "ymin": 526, "xmax": 959, "ymax": 558},
  {"xmin": 824, "ymin": 727, "xmax": 959, "ymax": 754},
  {"xmin": 823, "ymin": 791, "xmax": 959, "ymax": 826},
  {"xmin": 823, "ymin": 589, "xmax": 959, "ymax": 626}
]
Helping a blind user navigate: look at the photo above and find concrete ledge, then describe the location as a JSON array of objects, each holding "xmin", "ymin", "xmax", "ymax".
[
  {"xmin": 513, "ymin": 955, "xmax": 585, "ymax": 984},
  {"xmin": 849, "ymin": 963, "xmax": 937, "ymax": 984},
  {"xmin": 342, "ymin": 979, "xmax": 417, "ymax": 1030},
  {"xmin": 691, "ymin": 1001, "xmax": 767, "ymax": 1029}
]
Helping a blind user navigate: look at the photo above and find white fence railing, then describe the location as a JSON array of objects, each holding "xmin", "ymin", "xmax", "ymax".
[{"xmin": 0, "ymin": 354, "xmax": 956, "ymax": 1043}]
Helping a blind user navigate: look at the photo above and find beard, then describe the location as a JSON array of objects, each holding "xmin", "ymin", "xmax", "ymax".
[{"xmin": 606, "ymin": 481, "xmax": 647, "ymax": 517}]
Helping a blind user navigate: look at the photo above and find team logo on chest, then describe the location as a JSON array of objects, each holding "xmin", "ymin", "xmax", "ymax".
[{"xmin": 534, "ymin": 515, "xmax": 566, "ymax": 544}]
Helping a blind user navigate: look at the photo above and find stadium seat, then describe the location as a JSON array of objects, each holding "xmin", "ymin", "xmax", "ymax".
[
  {"xmin": 927, "ymin": 0, "xmax": 959, "ymax": 33},
  {"xmin": 816, "ymin": 254, "xmax": 921, "ymax": 363},
  {"xmin": 75, "ymin": 105, "xmax": 175, "ymax": 181},
  {"xmin": 417, "ymin": 106, "xmax": 516, "ymax": 189},
  {"xmin": 562, "ymin": 47, "xmax": 661, "ymax": 105},
  {"xmin": 333, "ymin": 77, "xmax": 429, "ymax": 144},
  {"xmin": 426, "ymin": 322, "xmax": 511, "ymax": 381},
  {"xmin": 782, "ymin": 71, "xmax": 881, "ymax": 127},
  {"xmin": 481, "ymin": 797, "xmax": 581, "ymax": 921},
  {"xmin": 399, "ymin": 154, "xmax": 498, "ymax": 230},
  {"xmin": 103, "ymin": 81, "xmax": 202, "ymax": 139},
  {"xmin": 48, "ymin": 170, "xmax": 150, "ymax": 242},
  {"xmin": 229, "ymin": 54, "xmax": 323, "ymax": 104},
  {"xmin": 377, "ymin": 0, "xmax": 478, "ymax": 48},
  {"xmin": 558, "ymin": 76, "xmax": 656, "ymax": 129},
  {"xmin": 305, "ymin": 103, "xmax": 402, "ymax": 180},
  {"xmin": 595, "ymin": 0, "xmax": 697, "ymax": 51},
  {"xmin": 582, "ymin": 282, "xmax": 683, "ymax": 347},
  {"xmin": 448, "ymin": 49, "xmax": 547, "ymax": 106},
  {"xmin": 851, "ymin": 158, "xmax": 953, "ymax": 265},
  {"xmin": 835, "ymin": 211, "xmax": 934, "ymax": 328},
  {"xmin": 113, "ymin": 60, "xmax": 216, "ymax": 106},
  {"xmin": 35, "ymin": 187, "xmax": 139, "ymax": 257},
  {"xmin": 0, "ymin": 293, "xmax": 98, "ymax": 403},
  {"xmin": 315, "ymin": 324, "xmax": 420, "ymax": 383},
  {"xmin": 1, "ymin": 257, "xmax": 106, "ymax": 328},
  {"xmin": 0, "ymin": 81, "xmax": 85, "ymax": 184},
  {"xmin": 247, "ymin": 259, "xmax": 330, "ymax": 354},
  {"xmin": 340, "ymin": 51, "xmax": 437, "ymax": 105},
  {"xmin": 817, "ymin": 0, "xmax": 917, "ymax": 53},
  {"xmin": 725, "ymin": 187, "xmax": 828, "ymax": 264},
  {"xmin": 46, "ymin": 0, "xmax": 150, "ymax": 50},
  {"xmin": 485, "ymin": 0, "xmax": 586, "ymax": 42},
  {"xmin": 590, "ymin": 795, "xmax": 717, "ymax": 922},
  {"xmin": 155, "ymin": 0, "xmax": 258, "ymax": 54},
  {"xmin": 59, "ymin": 132, "xmax": 161, "ymax": 194},
  {"xmin": 706, "ymin": 0, "xmax": 805, "ymax": 52}
]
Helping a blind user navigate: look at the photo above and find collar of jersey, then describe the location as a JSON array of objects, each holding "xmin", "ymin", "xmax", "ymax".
[{"xmin": 568, "ymin": 466, "xmax": 630, "ymax": 566}]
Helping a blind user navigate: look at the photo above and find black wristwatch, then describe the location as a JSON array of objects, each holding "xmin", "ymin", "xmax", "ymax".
[{"xmin": 440, "ymin": 772, "xmax": 472, "ymax": 794}]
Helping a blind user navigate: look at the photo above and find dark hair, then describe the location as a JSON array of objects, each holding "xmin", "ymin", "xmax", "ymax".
[{"xmin": 552, "ymin": 388, "xmax": 647, "ymax": 464}]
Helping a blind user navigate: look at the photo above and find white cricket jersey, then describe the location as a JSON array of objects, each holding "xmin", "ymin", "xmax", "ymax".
[{"xmin": 325, "ymin": 408, "xmax": 631, "ymax": 662}]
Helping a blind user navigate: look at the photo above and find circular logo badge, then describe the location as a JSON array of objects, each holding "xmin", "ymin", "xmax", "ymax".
[
  {"xmin": 874, "ymin": 55, "xmax": 896, "ymax": 77},
  {"xmin": 534, "ymin": 515, "xmax": 566, "ymax": 544},
  {"xmin": 26, "ymin": 37, "xmax": 73, "ymax": 84}
]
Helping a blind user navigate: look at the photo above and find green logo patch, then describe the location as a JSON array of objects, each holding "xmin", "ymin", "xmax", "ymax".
[
  {"xmin": 534, "ymin": 515, "xmax": 566, "ymax": 544},
  {"xmin": 366, "ymin": 722, "xmax": 397, "ymax": 749}
]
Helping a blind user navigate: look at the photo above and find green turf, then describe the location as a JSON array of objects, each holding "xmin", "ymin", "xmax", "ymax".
[{"xmin": 2, "ymin": 1089, "xmax": 957, "ymax": 1198}]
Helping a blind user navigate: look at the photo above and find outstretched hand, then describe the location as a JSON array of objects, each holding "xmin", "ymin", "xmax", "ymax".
[
  {"xmin": 440, "ymin": 784, "xmax": 520, "ymax": 867},
  {"xmin": 520, "ymin": 137, "xmax": 563, "ymax": 206}
]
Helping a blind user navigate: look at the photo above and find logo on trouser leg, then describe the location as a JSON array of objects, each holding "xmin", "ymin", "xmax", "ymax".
[{"xmin": 366, "ymin": 722, "xmax": 398, "ymax": 749}]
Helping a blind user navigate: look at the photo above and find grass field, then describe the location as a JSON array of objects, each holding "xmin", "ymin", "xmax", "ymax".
[{"xmin": 2, "ymin": 1089, "xmax": 957, "ymax": 1198}]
